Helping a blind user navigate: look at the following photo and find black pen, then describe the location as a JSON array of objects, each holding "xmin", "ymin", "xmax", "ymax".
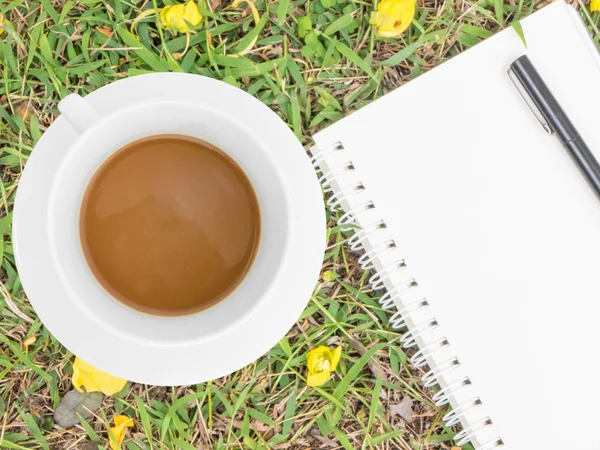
[{"xmin": 507, "ymin": 55, "xmax": 600, "ymax": 199}]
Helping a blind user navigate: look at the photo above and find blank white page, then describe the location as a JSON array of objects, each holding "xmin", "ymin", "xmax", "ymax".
[{"xmin": 314, "ymin": 2, "xmax": 600, "ymax": 449}]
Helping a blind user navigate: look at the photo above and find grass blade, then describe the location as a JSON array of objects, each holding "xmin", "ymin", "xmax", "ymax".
[
  {"xmin": 19, "ymin": 411, "xmax": 49, "ymax": 450},
  {"xmin": 333, "ymin": 343, "xmax": 386, "ymax": 400},
  {"xmin": 282, "ymin": 387, "xmax": 297, "ymax": 436},
  {"xmin": 493, "ymin": 0, "xmax": 504, "ymax": 25},
  {"xmin": 370, "ymin": 429, "xmax": 405, "ymax": 446},
  {"xmin": 324, "ymin": 15, "xmax": 353, "ymax": 36},
  {"xmin": 116, "ymin": 28, "xmax": 170, "ymax": 72},
  {"xmin": 332, "ymin": 426, "xmax": 354, "ymax": 450},
  {"xmin": 276, "ymin": 0, "xmax": 290, "ymax": 25},
  {"xmin": 366, "ymin": 375, "xmax": 382, "ymax": 434},
  {"xmin": 333, "ymin": 40, "xmax": 375, "ymax": 78},
  {"xmin": 512, "ymin": 20, "xmax": 527, "ymax": 48},
  {"xmin": 134, "ymin": 395, "xmax": 154, "ymax": 449}
]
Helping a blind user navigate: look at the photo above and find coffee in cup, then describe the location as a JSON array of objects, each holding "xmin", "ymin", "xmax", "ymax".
[{"xmin": 79, "ymin": 134, "xmax": 260, "ymax": 316}]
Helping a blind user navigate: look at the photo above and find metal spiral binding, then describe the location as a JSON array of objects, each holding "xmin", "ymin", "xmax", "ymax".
[
  {"xmin": 426, "ymin": 359, "xmax": 463, "ymax": 391},
  {"xmin": 443, "ymin": 397, "xmax": 483, "ymax": 426},
  {"xmin": 348, "ymin": 221, "xmax": 386, "ymax": 251},
  {"xmin": 338, "ymin": 201, "xmax": 375, "ymax": 231},
  {"xmin": 454, "ymin": 417, "xmax": 494, "ymax": 446},
  {"xmin": 410, "ymin": 338, "xmax": 450, "ymax": 368},
  {"xmin": 369, "ymin": 260, "xmax": 406, "ymax": 290},
  {"xmin": 381, "ymin": 281, "xmax": 422, "ymax": 314},
  {"xmin": 400, "ymin": 319, "xmax": 439, "ymax": 348},
  {"xmin": 310, "ymin": 140, "xmax": 344, "ymax": 168},
  {"xmin": 327, "ymin": 182, "xmax": 365, "ymax": 211},
  {"xmin": 480, "ymin": 437, "xmax": 506, "ymax": 450},
  {"xmin": 388, "ymin": 299, "xmax": 429, "ymax": 326},
  {"xmin": 311, "ymin": 141, "xmax": 505, "ymax": 449},
  {"xmin": 318, "ymin": 162, "xmax": 355, "ymax": 192},
  {"xmin": 357, "ymin": 240, "xmax": 396, "ymax": 270}
]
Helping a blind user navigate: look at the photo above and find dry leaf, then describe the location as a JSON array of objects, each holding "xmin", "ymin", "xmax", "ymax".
[
  {"xmin": 231, "ymin": 419, "xmax": 269, "ymax": 432},
  {"xmin": 273, "ymin": 395, "xmax": 288, "ymax": 417},
  {"xmin": 389, "ymin": 396, "xmax": 414, "ymax": 423},
  {"xmin": 16, "ymin": 104, "xmax": 31, "ymax": 123},
  {"xmin": 54, "ymin": 390, "xmax": 103, "ymax": 428},
  {"xmin": 95, "ymin": 26, "xmax": 112, "ymax": 37},
  {"xmin": 81, "ymin": 441, "xmax": 102, "ymax": 450},
  {"xmin": 348, "ymin": 337, "xmax": 387, "ymax": 380}
]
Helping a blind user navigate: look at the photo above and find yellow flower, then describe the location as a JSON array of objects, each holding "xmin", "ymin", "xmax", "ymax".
[
  {"xmin": 160, "ymin": 1, "xmax": 202, "ymax": 33},
  {"xmin": 72, "ymin": 357, "xmax": 127, "ymax": 396},
  {"xmin": 322, "ymin": 270, "xmax": 336, "ymax": 282},
  {"xmin": 592, "ymin": 0, "xmax": 600, "ymax": 12},
  {"xmin": 306, "ymin": 345, "xmax": 342, "ymax": 387},
  {"xmin": 0, "ymin": 14, "xmax": 5, "ymax": 35},
  {"xmin": 109, "ymin": 415, "xmax": 134, "ymax": 450},
  {"xmin": 370, "ymin": 0, "xmax": 417, "ymax": 38}
]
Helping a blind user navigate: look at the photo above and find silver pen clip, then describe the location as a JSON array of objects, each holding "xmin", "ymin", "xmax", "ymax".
[{"xmin": 507, "ymin": 66, "xmax": 553, "ymax": 135}]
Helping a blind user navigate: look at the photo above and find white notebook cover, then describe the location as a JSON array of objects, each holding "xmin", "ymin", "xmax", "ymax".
[{"xmin": 312, "ymin": 2, "xmax": 600, "ymax": 449}]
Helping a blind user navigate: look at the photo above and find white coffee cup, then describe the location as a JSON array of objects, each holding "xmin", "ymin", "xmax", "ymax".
[
  {"xmin": 14, "ymin": 73, "xmax": 324, "ymax": 384},
  {"xmin": 51, "ymin": 94, "xmax": 291, "ymax": 345}
]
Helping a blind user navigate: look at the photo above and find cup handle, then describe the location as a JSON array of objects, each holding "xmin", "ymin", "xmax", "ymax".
[{"xmin": 58, "ymin": 93, "xmax": 102, "ymax": 134}]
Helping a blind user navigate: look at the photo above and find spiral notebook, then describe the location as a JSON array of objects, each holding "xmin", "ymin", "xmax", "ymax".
[{"xmin": 311, "ymin": 2, "xmax": 600, "ymax": 449}]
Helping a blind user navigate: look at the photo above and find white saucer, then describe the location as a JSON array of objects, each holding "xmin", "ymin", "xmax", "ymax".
[{"xmin": 13, "ymin": 74, "xmax": 325, "ymax": 385}]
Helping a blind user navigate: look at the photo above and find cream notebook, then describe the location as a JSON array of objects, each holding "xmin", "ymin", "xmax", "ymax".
[{"xmin": 312, "ymin": 2, "xmax": 600, "ymax": 449}]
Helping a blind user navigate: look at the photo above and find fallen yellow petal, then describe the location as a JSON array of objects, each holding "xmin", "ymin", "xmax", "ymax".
[
  {"xmin": 109, "ymin": 415, "xmax": 134, "ymax": 450},
  {"xmin": 72, "ymin": 357, "xmax": 127, "ymax": 396},
  {"xmin": 370, "ymin": 0, "xmax": 416, "ymax": 38},
  {"xmin": 592, "ymin": 0, "xmax": 600, "ymax": 12},
  {"xmin": 307, "ymin": 346, "xmax": 330, "ymax": 375},
  {"xmin": 307, "ymin": 370, "xmax": 331, "ymax": 387},
  {"xmin": 114, "ymin": 415, "xmax": 134, "ymax": 428},
  {"xmin": 160, "ymin": 1, "xmax": 202, "ymax": 33},
  {"xmin": 184, "ymin": 1, "xmax": 202, "ymax": 24},
  {"xmin": 306, "ymin": 345, "xmax": 342, "ymax": 387},
  {"xmin": 330, "ymin": 346, "xmax": 342, "ymax": 371},
  {"xmin": 22, "ymin": 336, "xmax": 36, "ymax": 348}
]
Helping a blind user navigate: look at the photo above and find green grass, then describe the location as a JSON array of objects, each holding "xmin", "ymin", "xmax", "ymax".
[{"xmin": 0, "ymin": 0, "xmax": 598, "ymax": 448}]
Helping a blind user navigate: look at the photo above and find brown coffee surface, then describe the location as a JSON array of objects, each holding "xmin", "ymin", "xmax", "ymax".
[{"xmin": 80, "ymin": 135, "xmax": 260, "ymax": 316}]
